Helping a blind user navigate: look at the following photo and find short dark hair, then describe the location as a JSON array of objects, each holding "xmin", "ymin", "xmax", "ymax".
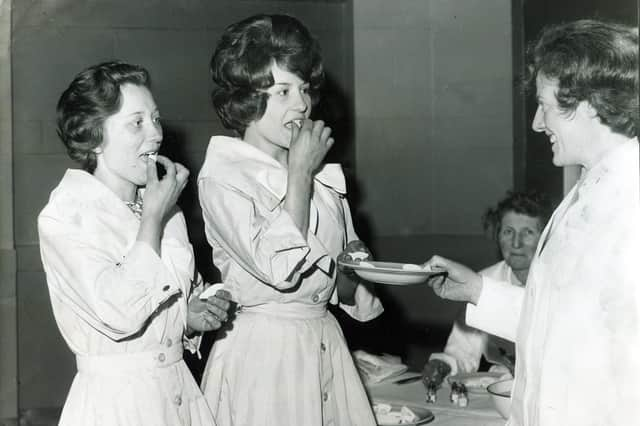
[
  {"xmin": 483, "ymin": 189, "xmax": 553, "ymax": 239},
  {"xmin": 210, "ymin": 14, "xmax": 324, "ymax": 135},
  {"xmin": 56, "ymin": 61, "xmax": 151, "ymax": 173},
  {"xmin": 526, "ymin": 19, "xmax": 639, "ymax": 138}
]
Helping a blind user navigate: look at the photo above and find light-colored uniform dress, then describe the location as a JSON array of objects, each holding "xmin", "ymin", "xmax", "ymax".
[
  {"xmin": 198, "ymin": 136, "xmax": 384, "ymax": 426},
  {"xmin": 430, "ymin": 261, "xmax": 520, "ymax": 374},
  {"xmin": 38, "ymin": 169, "xmax": 216, "ymax": 426},
  {"xmin": 466, "ymin": 139, "xmax": 640, "ymax": 426}
]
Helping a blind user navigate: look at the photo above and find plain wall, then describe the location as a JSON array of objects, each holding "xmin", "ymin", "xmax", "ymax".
[
  {"xmin": 11, "ymin": 0, "xmax": 354, "ymax": 410},
  {"xmin": 350, "ymin": 0, "xmax": 513, "ymax": 362}
]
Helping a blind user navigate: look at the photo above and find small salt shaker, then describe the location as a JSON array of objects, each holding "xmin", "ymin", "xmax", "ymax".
[{"xmin": 457, "ymin": 383, "xmax": 468, "ymax": 407}]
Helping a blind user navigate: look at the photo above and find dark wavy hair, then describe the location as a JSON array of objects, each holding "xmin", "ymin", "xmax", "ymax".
[
  {"xmin": 210, "ymin": 14, "xmax": 324, "ymax": 135},
  {"xmin": 526, "ymin": 19, "xmax": 639, "ymax": 138},
  {"xmin": 483, "ymin": 190, "xmax": 553, "ymax": 240},
  {"xmin": 56, "ymin": 61, "xmax": 151, "ymax": 173}
]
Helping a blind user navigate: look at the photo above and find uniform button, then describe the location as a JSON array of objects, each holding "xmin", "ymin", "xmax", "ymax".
[
  {"xmin": 174, "ymin": 395, "xmax": 182, "ymax": 406},
  {"xmin": 158, "ymin": 353, "xmax": 166, "ymax": 363},
  {"xmin": 312, "ymin": 294, "xmax": 320, "ymax": 303},
  {"xmin": 162, "ymin": 285, "xmax": 170, "ymax": 291},
  {"xmin": 320, "ymin": 343, "xmax": 326, "ymax": 352},
  {"xmin": 166, "ymin": 339, "xmax": 172, "ymax": 347},
  {"xmin": 323, "ymin": 392, "xmax": 329, "ymax": 402}
]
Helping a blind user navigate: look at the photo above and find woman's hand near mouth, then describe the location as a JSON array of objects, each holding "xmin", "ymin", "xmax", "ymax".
[
  {"xmin": 136, "ymin": 155, "xmax": 189, "ymax": 253},
  {"xmin": 284, "ymin": 119, "xmax": 334, "ymax": 237}
]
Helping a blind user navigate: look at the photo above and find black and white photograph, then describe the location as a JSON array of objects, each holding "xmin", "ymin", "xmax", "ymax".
[{"xmin": 0, "ymin": 1, "xmax": 638, "ymax": 425}]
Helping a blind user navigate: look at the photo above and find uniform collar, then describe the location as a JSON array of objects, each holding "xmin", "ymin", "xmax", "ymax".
[
  {"xmin": 56, "ymin": 169, "xmax": 143, "ymax": 219},
  {"xmin": 200, "ymin": 136, "xmax": 347, "ymax": 211}
]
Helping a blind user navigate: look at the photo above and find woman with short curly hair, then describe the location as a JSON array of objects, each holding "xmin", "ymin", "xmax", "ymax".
[{"xmin": 39, "ymin": 61, "xmax": 231, "ymax": 426}]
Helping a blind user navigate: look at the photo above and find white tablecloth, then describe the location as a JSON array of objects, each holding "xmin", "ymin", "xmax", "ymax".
[{"xmin": 367, "ymin": 373, "xmax": 506, "ymax": 426}]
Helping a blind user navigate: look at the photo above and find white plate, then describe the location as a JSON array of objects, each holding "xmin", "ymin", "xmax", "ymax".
[
  {"xmin": 339, "ymin": 260, "xmax": 438, "ymax": 285},
  {"xmin": 372, "ymin": 400, "xmax": 434, "ymax": 425},
  {"xmin": 447, "ymin": 372, "xmax": 503, "ymax": 394}
]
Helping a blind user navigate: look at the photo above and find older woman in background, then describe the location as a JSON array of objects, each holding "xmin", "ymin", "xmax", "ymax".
[
  {"xmin": 38, "ymin": 61, "xmax": 230, "ymax": 425},
  {"xmin": 422, "ymin": 190, "xmax": 552, "ymax": 387}
]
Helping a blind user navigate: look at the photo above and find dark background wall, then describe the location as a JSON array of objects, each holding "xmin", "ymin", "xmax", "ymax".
[{"xmin": 345, "ymin": 0, "xmax": 514, "ymax": 369}]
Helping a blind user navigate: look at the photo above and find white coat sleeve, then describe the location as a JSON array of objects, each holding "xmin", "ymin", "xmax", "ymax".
[
  {"xmin": 38, "ymin": 214, "xmax": 182, "ymax": 340},
  {"xmin": 465, "ymin": 276, "xmax": 524, "ymax": 342},
  {"xmin": 198, "ymin": 178, "xmax": 330, "ymax": 290}
]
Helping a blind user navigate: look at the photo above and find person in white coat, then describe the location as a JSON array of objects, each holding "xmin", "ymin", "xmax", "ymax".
[
  {"xmin": 38, "ymin": 61, "xmax": 231, "ymax": 426},
  {"xmin": 422, "ymin": 190, "xmax": 551, "ymax": 385},
  {"xmin": 424, "ymin": 20, "xmax": 639, "ymax": 426},
  {"xmin": 198, "ymin": 14, "xmax": 383, "ymax": 426}
]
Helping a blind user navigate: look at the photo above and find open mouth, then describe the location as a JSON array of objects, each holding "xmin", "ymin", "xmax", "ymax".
[
  {"xmin": 140, "ymin": 151, "xmax": 158, "ymax": 162},
  {"xmin": 284, "ymin": 119, "xmax": 303, "ymax": 130}
]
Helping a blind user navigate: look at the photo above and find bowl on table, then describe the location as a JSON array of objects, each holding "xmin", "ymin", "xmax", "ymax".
[{"xmin": 486, "ymin": 378, "xmax": 513, "ymax": 419}]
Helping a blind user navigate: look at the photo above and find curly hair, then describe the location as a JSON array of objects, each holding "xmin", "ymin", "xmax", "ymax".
[
  {"xmin": 210, "ymin": 14, "xmax": 324, "ymax": 135},
  {"xmin": 526, "ymin": 20, "xmax": 639, "ymax": 138},
  {"xmin": 483, "ymin": 190, "xmax": 553, "ymax": 240},
  {"xmin": 56, "ymin": 61, "xmax": 151, "ymax": 173}
]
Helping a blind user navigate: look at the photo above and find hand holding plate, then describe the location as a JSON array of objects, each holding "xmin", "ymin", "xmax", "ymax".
[{"xmin": 423, "ymin": 255, "xmax": 483, "ymax": 304}]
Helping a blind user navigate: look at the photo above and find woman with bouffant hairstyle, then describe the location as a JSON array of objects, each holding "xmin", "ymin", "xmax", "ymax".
[
  {"xmin": 210, "ymin": 13, "xmax": 324, "ymax": 136},
  {"xmin": 198, "ymin": 14, "xmax": 383, "ymax": 426}
]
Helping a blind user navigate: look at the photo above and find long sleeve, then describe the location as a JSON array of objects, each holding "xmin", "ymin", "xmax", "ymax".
[
  {"xmin": 198, "ymin": 178, "xmax": 330, "ymax": 289},
  {"xmin": 38, "ymin": 213, "xmax": 181, "ymax": 340},
  {"xmin": 465, "ymin": 276, "xmax": 524, "ymax": 342}
]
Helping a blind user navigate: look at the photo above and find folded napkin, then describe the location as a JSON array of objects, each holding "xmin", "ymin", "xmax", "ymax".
[{"xmin": 352, "ymin": 350, "xmax": 408, "ymax": 385}]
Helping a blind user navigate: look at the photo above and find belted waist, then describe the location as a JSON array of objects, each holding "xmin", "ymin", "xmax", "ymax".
[
  {"xmin": 240, "ymin": 302, "xmax": 327, "ymax": 319},
  {"xmin": 76, "ymin": 345, "xmax": 183, "ymax": 374}
]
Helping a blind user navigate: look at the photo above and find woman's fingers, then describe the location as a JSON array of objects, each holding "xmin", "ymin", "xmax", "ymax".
[
  {"xmin": 202, "ymin": 314, "xmax": 222, "ymax": 331},
  {"xmin": 206, "ymin": 294, "xmax": 231, "ymax": 312},
  {"xmin": 289, "ymin": 119, "xmax": 302, "ymax": 142},
  {"xmin": 325, "ymin": 137, "xmax": 335, "ymax": 150},
  {"xmin": 155, "ymin": 155, "xmax": 176, "ymax": 179},
  {"xmin": 319, "ymin": 123, "xmax": 332, "ymax": 143},
  {"xmin": 175, "ymin": 162, "xmax": 190, "ymax": 194},
  {"xmin": 205, "ymin": 304, "xmax": 229, "ymax": 322},
  {"xmin": 424, "ymin": 255, "xmax": 447, "ymax": 269},
  {"xmin": 146, "ymin": 156, "xmax": 159, "ymax": 184}
]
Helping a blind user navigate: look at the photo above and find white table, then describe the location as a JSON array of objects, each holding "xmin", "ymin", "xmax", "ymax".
[{"xmin": 367, "ymin": 373, "xmax": 506, "ymax": 426}]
